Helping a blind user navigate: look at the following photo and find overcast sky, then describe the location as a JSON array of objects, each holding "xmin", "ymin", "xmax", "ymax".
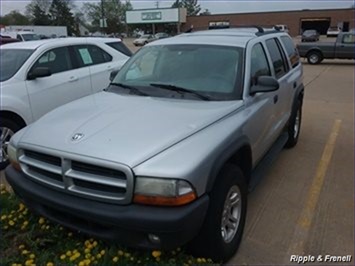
[{"xmin": 1, "ymin": 0, "xmax": 353, "ymax": 15}]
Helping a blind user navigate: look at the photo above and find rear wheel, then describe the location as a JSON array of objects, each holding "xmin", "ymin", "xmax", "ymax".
[
  {"xmin": 188, "ymin": 165, "xmax": 247, "ymax": 262},
  {"xmin": 307, "ymin": 51, "xmax": 322, "ymax": 64},
  {"xmin": 0, "ymin": 118, "xmax": 22, "ymax": 170},
  {"xmin": 285, "ymin": 100, "xmax": 302, "ymax": 148}
]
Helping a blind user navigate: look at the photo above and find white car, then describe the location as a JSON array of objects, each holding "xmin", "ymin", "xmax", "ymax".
[
  {"xmin": 2, "ymin": 31, "xmax": 41, "ymax": 42},
  {"xmin": 0, "ymin": 37, "xmax": 131, "ymax": 168},
  {"xmin": 327, "ymin": 26, "xmax": 341, "ymax": 37}
]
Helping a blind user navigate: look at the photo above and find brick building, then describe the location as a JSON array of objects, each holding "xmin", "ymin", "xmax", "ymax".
[{"xmin": 183, "ymin": 8, "xmax": 355, "ymax": 36}]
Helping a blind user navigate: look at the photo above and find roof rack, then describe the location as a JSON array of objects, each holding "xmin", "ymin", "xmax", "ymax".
[{"xmin": 185, "ymin": 25, "xmax": 281, "ymax": 36}]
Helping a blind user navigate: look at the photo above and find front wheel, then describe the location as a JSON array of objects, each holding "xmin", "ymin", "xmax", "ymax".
[
  {"xmin": 307, "ymin": 51, "xmax": 322, "ymax": 64},
  {"xmin": 188, "ymin": 165, "xmax": 247, "ymax": 262},
  {"xmin": 0, "ymin": 118, "xmax": 22, "ymax": 170}
]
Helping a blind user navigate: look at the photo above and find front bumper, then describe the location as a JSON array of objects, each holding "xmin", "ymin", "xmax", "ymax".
[{"xmin": 5, "ymin": 166, "xmax": 209, "ymax": 249}]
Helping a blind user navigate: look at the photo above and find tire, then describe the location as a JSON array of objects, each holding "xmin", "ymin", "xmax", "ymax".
[
  {"xmin": 0, "ymin": 118, "xmax": 22, "ymax": 170},
  {"xmin": 285, "ymin": 100, "xmax": 302, "ymax": 148},
  {"xmin": 188, "ymin": 164, "xmax": 247, "ymax": 262},
  {"xmin": 307, "ymin": 51, "xmax": 322, "ymax": 64}
]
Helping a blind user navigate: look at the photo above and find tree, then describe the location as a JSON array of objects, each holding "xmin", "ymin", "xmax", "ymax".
[
  {"xmin": 49, "ymin": 0, "xmax": 78, "ymax": 36},
  {"xmin": 0, "ymin": 11, "xmax": 31, "ymax": 25},
  {"xmin": 200, "ymin": 9, "xmax": 211, "ymax": 15},
  {"xmin": 31, "ymin": 4, "xmax": 51, "ymax": 25},
  {"xmin": 25, "ymin": 0, "xmax": 51, "ymax": 20},
  {"xmin": 171, "ymin": 0, "xmax": 201, "ymax": 16},
  {"xmin": 83, "ymin": 0, "xmax": 133, "ymax": 34}
]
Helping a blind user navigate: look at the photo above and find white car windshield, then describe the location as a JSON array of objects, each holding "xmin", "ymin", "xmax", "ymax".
[
  {"xmin": 0, "ymin": 49, "xmax": 34, "ymax": 82},
  {"xmin": 22, "ymin": 34, "xmax": 40, "ymax": 41},
  {"xmin": 111, "ymin": 44, "xmax": 243, "ymax": 100}
]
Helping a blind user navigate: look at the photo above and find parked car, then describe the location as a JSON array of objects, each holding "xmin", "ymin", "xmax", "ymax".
[
  {"xmin": 301, "ymin": 29, "xmax": 320, "ymax": 42},
  {"xmin": 0, "ymin": 37, "xmax": 131, "ymax": 169},
  {"xmin": 133, "ymin": 34, "xmax": 156, "ymax": 46},
  {"xmin": 275, "ymin": 24, "xmax": 289, "ymax": 33},
  {"xmin": 326, "ymin": 26, "xmax": 341, "ymax": 37},
  {"xmin": 0, "ymin": 36, "xmax": 20, "ymax": 45},
  {"xmin": 2, "ymin": 31, "xmax": 40, "ymax": 42},
  {"xmin": 154, "ymin": 32, "xmax": 170, "ymax": 39},
  {"xmin": 5, "ymin": 27, "xmax": 304, "ymax": 262},
  {"xmin": 297, "ymin": 32, "xmax": 355, "ymax": 64}
]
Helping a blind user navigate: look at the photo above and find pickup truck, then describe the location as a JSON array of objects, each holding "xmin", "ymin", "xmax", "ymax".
[{"xmin": 297, "ymin": 32, "xmax": 355, "ymax": 64}]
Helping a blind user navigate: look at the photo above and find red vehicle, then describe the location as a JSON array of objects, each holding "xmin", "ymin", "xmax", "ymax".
[{"xmin": 0, "ymin": 35, "xmax": 20, "ymax": 45}]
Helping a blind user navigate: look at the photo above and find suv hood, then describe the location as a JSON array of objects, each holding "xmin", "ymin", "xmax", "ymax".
[{"xmin": 19, "ymin": 92, "xmax": 243, "ymax": 167}]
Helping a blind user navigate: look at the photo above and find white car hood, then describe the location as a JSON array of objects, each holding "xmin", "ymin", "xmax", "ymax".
[{"xmin": 19, "ymin": 92, "xmax": 243, "ymax": 167}]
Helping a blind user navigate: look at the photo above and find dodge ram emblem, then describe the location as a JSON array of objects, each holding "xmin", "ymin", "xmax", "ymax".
[{"xmin": 71, "ymin": 133, "xmax": 84, "ymax": 141}]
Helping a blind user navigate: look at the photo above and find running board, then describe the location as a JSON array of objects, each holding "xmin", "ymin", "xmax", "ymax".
[{"xmin": 248, "ymin": 132, "xmax": 288, "ymax": 192}]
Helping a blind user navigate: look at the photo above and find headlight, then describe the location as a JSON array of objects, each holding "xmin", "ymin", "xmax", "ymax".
[
  {"xmin": 7, "ymin": 143, "xmax": 21, "ymax": 171},
  {"xmin": 133, "ymin": 177, "xmax": 197, "ymax": 206}
]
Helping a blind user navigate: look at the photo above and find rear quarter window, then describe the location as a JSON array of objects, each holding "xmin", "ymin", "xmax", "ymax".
[
  {"xmin": 280, "ymin": 36, "xmax": 300, "ymax": 68},
  {"xmin": 105, "ymin": 42, "xmax": 132, "ymax": 57}
]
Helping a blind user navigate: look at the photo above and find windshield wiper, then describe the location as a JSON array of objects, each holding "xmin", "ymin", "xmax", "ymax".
[
  {"xmin": 150, "ymin": 83, "xmax": 211, "ymax": 101},
  {"xmin": 109, "ymin": 82, "xmax": 149, "ymax": 96}
]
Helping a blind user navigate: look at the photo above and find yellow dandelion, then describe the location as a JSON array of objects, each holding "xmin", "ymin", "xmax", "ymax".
[
  {"xmin": 197, "ymin": 258, "xmax": 202, "ymax": 263},
  {"xmin": 19, "ymin": 203, "xmax": 25, "ymax": 211},
  {"xmin": 84, "ymin": 248, "xmax": 91, "ymax": 254},
  {"xmin": 38, "ymin": 217, "xmax": 45, "ymax": 224},
  {"xmin": 1, "ymin": 215, "xmax": 7, "ymax": 220},
  {"xmin": 3, "ymin": 225, "xmax": 9, "ymax": 230},
  {"xmin": 118, "ymin": 250, "xmax": 124, "ymax": 256},
  {"xmin": 9, "ymin": 220, "xmax": 15, "ymax": 226},
  {"xmin": 68, "ymin": 232, "xmax": 73, "ymax": 237},
  {"xmin": 201, "ymin": 258, "xmax": 207, "ymax": 263},
  {"xmin": 92, "ymin": 241, "xmax": 97, "ymax": 247},
  {"xmin": 23, "ymin": 221, "xmax": 29, "ymax": 226},
  {"xmin": 22, "ymin": 250, "xmax": 30, "ymax": 255},
  {"xmin": 59, "ymin": 226, "xmax": 63, "ymax": 230},
  {"xmin": 84, "ymin": 259, "xmax": 91, "ymax": 265},
  {"xmin": 29, "ymin": 254, "xmax": 35, "ymax": 259},
  {"xmin": 18, "ymin": 244, "xmax": 25, "ymax": 250},
  {"xmin": 60, "ymin": 254, "xmax": 66, "ymax": 260},
  {"xmin": 124, "ymin": 252, "xmax": 130, "ymax": 258},
  {"xmin": 156, "ymin": 257, "xmax": 161, "ymax": 262},
  {"xmin": 100, "ymin": 250, "xmax": 105, "ymax": 256},
  {"xmin": 85, "ymin": 254, "xmax": 91, "ymax": 259},
  {"xmin": 45, "ymin": 225, "xmax": 50, "ymax": 230},
  {"xmin": 24, "ymin": 260, "xmax": 33, "ymax": 266},
  {"xmin": 112, "ymin": 257, "xmax": 119, "ymax": 263},
  {"xmin": 78, "ymin": 261, "xmax": 85, "ymax": 266},
  {"xmin": 46, "ymin": 262, "xmax": 54, "ymax": 266},
  {"xmin": 152, "ymin": 250, "xmax": 161, "ymax": 258},
  {"xmin": 96, "ymin": 254, "xmax": 101, "ymax": 259}
]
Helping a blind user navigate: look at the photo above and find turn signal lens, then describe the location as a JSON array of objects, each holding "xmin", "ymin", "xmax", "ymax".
[
  {"xmin": 7, "ymin": 144, "xmax": 21, "ymax": 171},
  {"xmin": 133, "ymin": 191, "xmax": 197, "ymax": 206}
]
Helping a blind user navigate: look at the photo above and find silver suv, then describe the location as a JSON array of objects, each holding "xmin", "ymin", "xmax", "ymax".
[{"xmin": 6, "ymin": 27, "xmax": 303, "ymax": 262}]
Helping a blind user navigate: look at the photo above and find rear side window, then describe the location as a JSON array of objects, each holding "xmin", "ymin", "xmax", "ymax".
[
  {"xmin": 265, "ymin": 38, "xmax": 288, "ymax": 79},
  {"xmin": 73, "ymin": 45, "xmax": 112, "ymax": 67},
  {"xmin": 250, "ymin": 43, "xmax": 271, "ymax": 85},
  {"xmin": 31, "ymin": 47, "xmax": 72, "ymax": 74},
  {"xmin": 280, "ymin": 36, "xmax": 300, "ymax": 68},
  {"xmin": 106, "ymin": 42, "xmax": 132, "ymax": 57},
  {"xmin": 342, "ymin": 34, "xmax": 355, "ymax": 44}
]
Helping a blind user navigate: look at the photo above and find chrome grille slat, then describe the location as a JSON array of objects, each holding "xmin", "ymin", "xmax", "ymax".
[
  {"xmin": 66, "ymin": 169, "xmax": 127, "ymax": 188},
  {"xmin": 19, "ymin": 149, "xmax": 132, "ymax": 204},
  {"xmin": 19, "ymin": 155, "xmax": 62, "ymax": 175}
]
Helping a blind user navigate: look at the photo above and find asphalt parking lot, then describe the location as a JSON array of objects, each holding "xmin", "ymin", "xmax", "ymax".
[{"xmin": 1, "ymin": 39, "xmax": 354, "ymax": 265}]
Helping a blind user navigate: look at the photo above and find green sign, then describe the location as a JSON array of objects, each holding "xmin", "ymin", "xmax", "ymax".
[{"xmin": 142, "ymin": 12, "xmax": 162, "ymax": 21}]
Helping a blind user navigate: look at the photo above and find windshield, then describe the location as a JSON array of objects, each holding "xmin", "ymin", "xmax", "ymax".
[
  {"xmin": 0, "ymin": 49, "xmax": 33, "ymax": 82},
  {"xmin": 22, "ymin": 34, "xmax": 40, "ymax": 41},
  {"xmin": 304, "ymin": 30, "xmax": 316, "ymax": 35},
  {"xmin": 110, "ymin": 44, "xmax": 243, "ymax": 101}
]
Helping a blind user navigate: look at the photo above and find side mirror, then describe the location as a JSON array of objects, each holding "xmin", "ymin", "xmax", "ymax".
[
  {"xmin": 109, "ymin": 69, "xmax": 119, "ymax": 81},
  {"xmin": 250, "ymin": 76, "xmax": 279, "ymax": 95},
  {"xmin": 28, "ymin": 67, "xmax": 51, "ymax": 80}
]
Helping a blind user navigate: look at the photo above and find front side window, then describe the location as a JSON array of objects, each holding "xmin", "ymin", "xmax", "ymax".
[
  {"xmin": 266, "ymin": 38, "xmax": 287, "ymax": 79},
  {"xmin": 250, "ymin": 43, "xmax": 271, "ymax": 85},
  {"xmin": 31, "ymin": 47, "xmax": 72, "ymax": 74},
  {"xmin": 0, "ymin": 49, "xmax": 33, "ymax": 81},
  {"xmin": 111, "ymin": 45, "xmax": 243, "ymax": 101}
]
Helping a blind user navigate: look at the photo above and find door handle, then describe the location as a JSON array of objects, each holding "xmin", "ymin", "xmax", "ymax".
[
  {"xmin": 293, "ymin": 82, "xmax": 297, "ymax": 89},
  {"xmin": 273, "ymin": 95, "xmax": 278, "ymax": 104},
  {"xmin": 69, "ymin": 76, "xmax": 78, "ymax": 82}
]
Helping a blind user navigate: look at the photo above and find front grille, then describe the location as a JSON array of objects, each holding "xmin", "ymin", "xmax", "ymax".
[{"xmin": 19, "ymin": 149, "xmax": 132, "ymax": 204}]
